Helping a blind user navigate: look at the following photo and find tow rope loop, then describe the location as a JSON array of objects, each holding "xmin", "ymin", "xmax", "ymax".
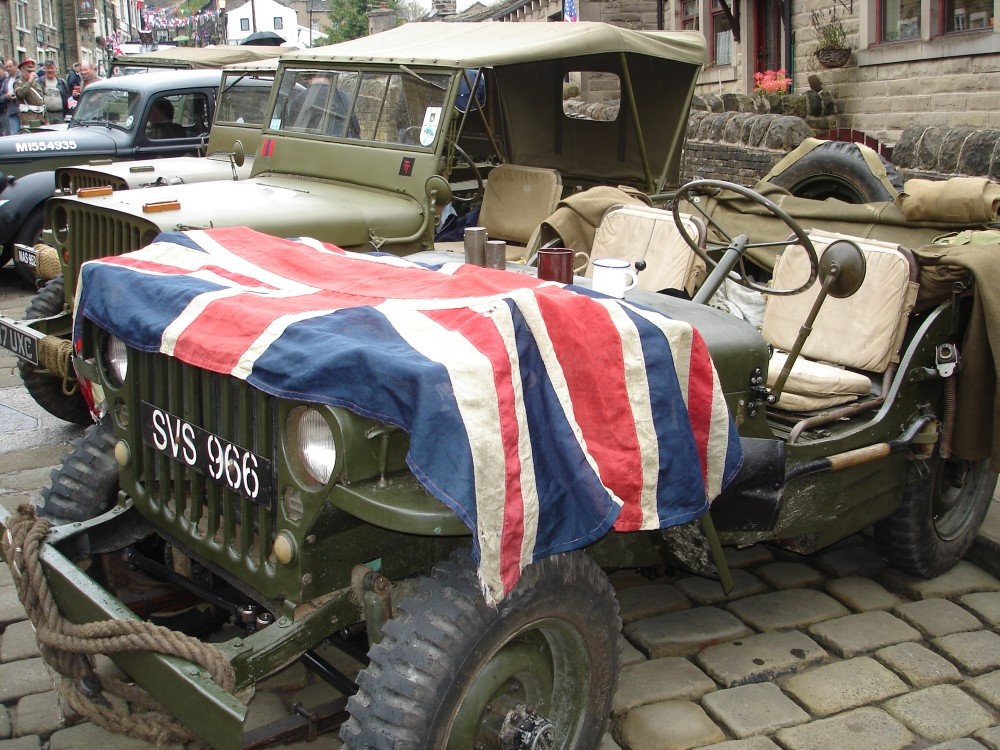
[{"xmin": 1, "ymin": 504, "xmax": 237, "ymax": 745}]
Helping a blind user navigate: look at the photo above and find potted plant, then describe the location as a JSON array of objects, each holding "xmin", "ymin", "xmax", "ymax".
[{"xmin": 811, "ymin": 7, "xmax": 852, "ymax": 68}]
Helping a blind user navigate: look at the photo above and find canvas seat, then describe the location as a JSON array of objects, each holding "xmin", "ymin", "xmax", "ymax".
[
  {"xmin": 586, "ymin": 205, "xmax": 707, "ymax": 296},
  {"xmin": 436, "ymin": 164, "xmax": 563, "ymax": 256},
  {"xmin": 762, "ymin": 230, "xmax": 919, "ymax": 412}
]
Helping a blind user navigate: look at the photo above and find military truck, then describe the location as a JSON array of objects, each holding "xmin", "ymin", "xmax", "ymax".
[{"xmin": 1, "ymin": 21, "xmax": 998, "ymax": 749}]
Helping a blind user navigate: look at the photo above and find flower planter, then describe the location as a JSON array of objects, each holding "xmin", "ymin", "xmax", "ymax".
[{"xmin": 816, "ymin": 48, "xmax": 851, "ymax": 68}]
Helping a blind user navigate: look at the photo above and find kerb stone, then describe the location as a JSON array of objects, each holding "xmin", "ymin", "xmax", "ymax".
[
  {"xmin": 975, "ymin": 725, "xmax": 1000, "ymax": 749},
  {"xmin": 782, "ymin": 656, "xmax": 908, "ymax": 717},
  {"xmin": 934, "ymin": 630, "xmax": 1000, "ymax": 675},
  {"xmin": 701, "ymin": 682, "xmax": 809, "ymax": 737},
  {"xmin": 807, "ymin": 610, "xmax": 921, "ymax": 657},
  {"xmin": 966, "ymin": 671, "xmax": 1000, "ymax": 710},
  {"xmin": 880, "ymin": 562, "xmax": 1000, "ymax": 600},
  {"xmin": 696, "ymin": 630, "xmax": 827, "ymax": 687},
  {"xmin": 959, "ymin": 591, "xmax": 1000, "ymax": 628},
  {"xmin": 614, "ymin": 700, "xmax": 726, "ymax": 750},
  {"xmin": 725, "ymin": 589, "xmax": 848, "ymax": 631},
  {"xmin": 616, "ymin": 583, "xmax": 690, "ymax": 623},
  {"xmin": 0, "ymin": 620, "xmax": 41, "ymax": 662},
  {"xmin": 674, "ymin": 570, "xmax": 768, "ymax": 606},
  {"xmin": 825, "ymin": 576, "xmax": 903, "ymax": 611},
  {"xmin": 754, "ymin": 562, "xmax": 825, "ymax": 590},
  {"xmin": 625, "ymin": 607, "xmax": 752, "ymax": 658},
  {"xmin": 612, "ymin": 657, "xmax": 716, "ymax": 715},
  {"xmin": 0, "ymin": 590, "xmax": 27, "ymax": 628},
  {"xmin": 894, "ymin": 599, "xmax": 983, "ymax": 637},
  {"xmin": 13, "ymin": 691, "xmax": 64, "ymax": 737},
  {"xmin": 0, "ymin": 737, "xmax": 42, "ymax": 750},
  {"xmin": 0, "ymin": 658, "xmax": 54, "ymax": 703},
  {"xmin": 775, "ymin": 707, "xmax": 915, "ymax": 750},
  {"xmin": 48, "ymin": 722, "xmax": 185, "ymax": 749},
  {"xmin": 874, "ymin": 642, "xmax": 962, "ymax": 687},
  {"xmin": 697, "ymin": 739, "xmax": 782, "ymax": 750},
  {"xmin": 883, "ymin": 684, "xmax": 994, "ymax": 742}
]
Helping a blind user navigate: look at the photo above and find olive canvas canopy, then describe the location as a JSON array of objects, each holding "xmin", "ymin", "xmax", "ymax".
[
  {"xmin": 112, "ymin": 46, "xmax": 284, "ymax": 71},
  {"xmin": 281, "ymin": 22, "xmax": 707, "ymax": 191},
  {"xmin": 284, "ymin": 21, "xmax": 707, "ymax": 68}
]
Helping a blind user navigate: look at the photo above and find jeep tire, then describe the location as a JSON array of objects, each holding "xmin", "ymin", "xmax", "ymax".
[
  {"xmin": 18, "ymin": 275, "xmax": 93, "ymax": 426},
  {"xmin": 876, "ymin": 454, "xmax": 997, "ymax": 578},
  {"xmin": 341, "ymin": 551, "xmax": 621, "ymax": 749},
  {"xmin": 40, "ymin": 419, "xmax": 118, "ymax": 522},
  {"xmin": 767, "ymin": 140, "xmax": 904, "ymax": 204}
]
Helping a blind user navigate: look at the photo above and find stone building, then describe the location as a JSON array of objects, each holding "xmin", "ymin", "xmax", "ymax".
[
  {"xmin": 438, "ymin": 0, "xmax": 1000, "ymax": 148},
  {"xmin": 1, "ymin": 0, "xmax": 142, "ymax": 77}
]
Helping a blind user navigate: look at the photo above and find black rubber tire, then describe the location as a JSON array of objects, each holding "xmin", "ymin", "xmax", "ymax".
[
  {"xmin": 767, "ymin": 140, "xmax": 904, "ymax": 204},
  {"xmin": 341, "ymin": 551, "xmax": 621, "ymax": 750},
  {"xmin": 876, "ymin": 455, "xmax": 997, "ymax": 578},
  {"xmin": 17, "ymin": 275, "xmax": 93, "ymax": 426},
  {"xmin": 12, "ymin": 204, "xmax": 45, "ymax": 285},
  {"xmin": 0, "ymin": 243, "xmax": 11, "ymax": 269},
  {"xmin": 40, "ymin": 419, "xmax": 118, "ymax": 522}
]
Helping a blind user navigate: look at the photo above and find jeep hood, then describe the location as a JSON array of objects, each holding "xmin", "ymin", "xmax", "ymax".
[
  {"xmin": 0, "ymin": 127, "xmax": 120, "ymax": 171},
  {"xmin": 60, "ymin": 177, "xmax": 421, "ymax": 248}
]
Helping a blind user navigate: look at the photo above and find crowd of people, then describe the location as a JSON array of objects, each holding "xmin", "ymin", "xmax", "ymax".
[{"xmin": 0, "ymin": 59, "xmax": 103, "ymax": 135}]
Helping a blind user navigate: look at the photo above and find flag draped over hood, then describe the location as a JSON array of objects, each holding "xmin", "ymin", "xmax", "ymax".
[{"xmin": 75, "ymin": 227, "xmax": 742, "ymax": 601}]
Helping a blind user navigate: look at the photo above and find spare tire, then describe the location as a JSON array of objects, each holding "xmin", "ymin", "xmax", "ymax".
[{"xmin": 767, "ymin": 140, "xmax": 903, "ymax": 204}]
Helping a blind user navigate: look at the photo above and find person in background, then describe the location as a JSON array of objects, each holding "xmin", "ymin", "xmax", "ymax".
[
  {"xmin": 78, "ymin": 61, "xmax": 102, "ymax": 92},
  {"xmin": 41, "ymin": 60, "xmax": 70, "ymax": 124},
  {"xmin": 14, "ymin": 59, "xmax": 45, "ymax": 131},
  {"xmin": 0, "ymin": 60, "xmax": 17, "ymax": 136},
  {"xmin": 66, "ymin": 62, "xmax": 81, "ymax": 92}
]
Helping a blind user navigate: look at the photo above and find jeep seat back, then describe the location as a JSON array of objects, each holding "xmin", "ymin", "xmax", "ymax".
[
  {"xmin": 478, "ymin": 164, "xmax": 563, "ymax": 245},
  {"xmin": 762, "ymin": 230, "xmax": 920, "ymax": 411},
  {"xmin": 586, "ymin": 205, "xmax": 706, "ymax": 297}
]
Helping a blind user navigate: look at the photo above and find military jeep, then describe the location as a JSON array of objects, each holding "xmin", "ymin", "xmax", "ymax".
[{"xmin": 3, "ymin": 20, "xmax": 1000, "ymax": 750}]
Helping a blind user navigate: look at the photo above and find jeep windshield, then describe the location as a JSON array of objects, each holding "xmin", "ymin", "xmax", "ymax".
[
  {"xmin": 216, "ymin": 70, "xmax": 275, "ymax": 128},
  {"xmin": 68, "ymin": 89, "xmax": 140, "ymax": 131},
  {"xmin": 269, "ymin": 67, "xmax": 452, "ymax": 147}
]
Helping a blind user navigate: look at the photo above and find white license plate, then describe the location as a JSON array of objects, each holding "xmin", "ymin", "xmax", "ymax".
[
  {"xmin": 14, "ymin": 244, "xmax": 37, "ymax": 268},
  {"xmin": 0, "ymin": 317, "xmax": 39, "ymax": 364}
]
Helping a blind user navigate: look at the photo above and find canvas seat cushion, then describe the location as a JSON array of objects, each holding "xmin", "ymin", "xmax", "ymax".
[
  {"xmin": 587, "ymin": 206, "xmax": 706, "ymax": 296},
  {"xmin": 766, "ymin": 350, "xmax": 873, "ymax": 411}
]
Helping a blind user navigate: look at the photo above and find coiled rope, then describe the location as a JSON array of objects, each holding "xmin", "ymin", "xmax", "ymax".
[{"xmin": 1, "ymin": 504, "xmax": 237, "ymax": 746}]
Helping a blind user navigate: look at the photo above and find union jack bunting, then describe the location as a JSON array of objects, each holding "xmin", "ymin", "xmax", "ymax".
[{"xmin": 75, "ymin": 227, "xmax": 742, "ymax": 602}]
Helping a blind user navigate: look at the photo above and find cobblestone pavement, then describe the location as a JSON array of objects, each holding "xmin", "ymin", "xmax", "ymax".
[{"xmin": 1, "ymin": 265, "xmax": 999, "ymax": 750}]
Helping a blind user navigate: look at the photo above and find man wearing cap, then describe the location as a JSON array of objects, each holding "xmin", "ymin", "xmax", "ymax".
[
  {"xmin": 41, "ymin": 60, "xmax": 70, "ymax": 124},
  {"xmin": 0, "ymin": 59, "xmax": 21, "ymax": 135},
  {"xmin": 14, "ymin": 59, "xmax": 45, "ymax": 131}
]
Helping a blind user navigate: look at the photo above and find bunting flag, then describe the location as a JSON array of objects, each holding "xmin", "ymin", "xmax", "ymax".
[{"xmin": 75, "ymin": 227, "xmax": 742, "ymax": 602}]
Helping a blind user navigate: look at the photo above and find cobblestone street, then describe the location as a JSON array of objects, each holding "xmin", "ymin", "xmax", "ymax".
[{"xmin": 1, "ymin": 263, "xmax": 999, "ymax": 750}]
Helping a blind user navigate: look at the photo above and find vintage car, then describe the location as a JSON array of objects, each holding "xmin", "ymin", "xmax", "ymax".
[
  {"xmin": 0, "ymin": 68, "xmax": 224, "ymax": 270},
  {"xmin": 1, "ymin": 22, "xmax": 997, "ymax": 749}
]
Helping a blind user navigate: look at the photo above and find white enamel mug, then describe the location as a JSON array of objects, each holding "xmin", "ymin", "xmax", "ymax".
[{"xmin": 591, "ymin": 258, "xmax": 638, "ymax": 298}]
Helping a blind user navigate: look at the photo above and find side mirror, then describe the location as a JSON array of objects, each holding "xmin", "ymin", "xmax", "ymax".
[{"xmin": 232, "ymin": 139, "xmax": 245, "ymax": 168}]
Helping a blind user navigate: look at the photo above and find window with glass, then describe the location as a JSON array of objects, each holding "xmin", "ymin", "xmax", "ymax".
[
  {"xmin": 682, "ymin": 0, "xmax": 700, "ymax": 30},
  {"xmin": 880, "ymin": 0, "xmax": 921, "ymax": 39},
  {"xmin": 944, "ymin": 0, "xmax": 993, "ymax": 32},
  {"xmin": 711, "ymin": 0, "xmax": 733, "ymax": 64},
  {"xmin": 268, "ymin": 67, "xmax": 452, "ymax": 146},
  {"xmin": 69, "ymin": 89, "xmax": 141, "ymax": 129},
  {"xmin": 274, "ymin": 16, "xmax": 283, "ymax": 28},
  {"xmin": 216, "ymin": 71, "xmax": 275, "ymax": 126},
  {"xmin": 240, "ymin": 18, "xmax": 250, "ymax": 30},
  {"xmin": 15, "ymin": 0, "xmax": 28, "ymax": 30}
]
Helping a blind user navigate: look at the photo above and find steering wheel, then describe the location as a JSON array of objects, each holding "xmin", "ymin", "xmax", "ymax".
[
  {"xmin": 399, "ymin": 125, "xmax": 422, "ymax": 145},
  {"xmin": 447, "ymin": 142, "xmax": 484, "ymax": 208},
  {"xmin": 672, "ymin": 179, "xmax": 819, "ymax": 296}
]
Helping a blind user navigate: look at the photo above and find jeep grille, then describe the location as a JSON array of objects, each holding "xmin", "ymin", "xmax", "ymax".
[
  {"xmin": 56, "ymin": 204, "xmax": 158, "ymax": 301},
  {"xmin": 56, "ymin": 169, "xmax": 128, "ymax": 193},
  {"xmin": 129, "ymin": 350, "xmax": 279, "ymax": 583}
]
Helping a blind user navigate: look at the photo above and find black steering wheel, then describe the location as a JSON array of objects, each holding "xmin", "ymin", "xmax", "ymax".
[
  {"xmin": 446, "ymin": 142, "xmax": 484, "ymax": 209},
  {"xmin": 672, "ymin": 179, "xmax": 819, "ymax": 296}
]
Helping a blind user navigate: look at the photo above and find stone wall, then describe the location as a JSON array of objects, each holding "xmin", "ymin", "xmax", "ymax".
[
  {"xmin": 682, "ymin": 111, "xmax": 814, "ymax": 185},
  {"xmin": 892, "ymin": 125, "xmax": 1000, "ymax": 181}
]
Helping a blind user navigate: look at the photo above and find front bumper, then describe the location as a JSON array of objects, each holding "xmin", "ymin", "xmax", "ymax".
[{"xmin": 0, "ymin": 502, "xmax": 361, "ymax": 750}]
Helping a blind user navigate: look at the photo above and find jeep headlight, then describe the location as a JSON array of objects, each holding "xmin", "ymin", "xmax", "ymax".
[
  {"xmin": 104, "ymin": 335, "xmax": 128, "ymax": 387},
  {"xmin": 289, "ymin": 407, "xmax": 338, "ymax": 485}
]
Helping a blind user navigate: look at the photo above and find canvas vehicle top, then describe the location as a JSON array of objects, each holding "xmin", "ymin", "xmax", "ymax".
[{"xmin": 109, "ymin": 45, "xmax": 285, "ymax": 76}]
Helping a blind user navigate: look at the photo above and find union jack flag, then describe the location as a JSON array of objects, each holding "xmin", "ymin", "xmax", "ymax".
[
  {"xmin": 75, "ymin": 228, "xmax": 742, "ymax": 602},
  {"xmin": 564, "ymin": 0, "xmax": 579, "ymax": 21}
]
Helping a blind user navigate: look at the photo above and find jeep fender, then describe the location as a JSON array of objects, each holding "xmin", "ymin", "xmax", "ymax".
[{"xmin": 0, "ymin": 170, "xmax": 56, "ymax": 248}]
